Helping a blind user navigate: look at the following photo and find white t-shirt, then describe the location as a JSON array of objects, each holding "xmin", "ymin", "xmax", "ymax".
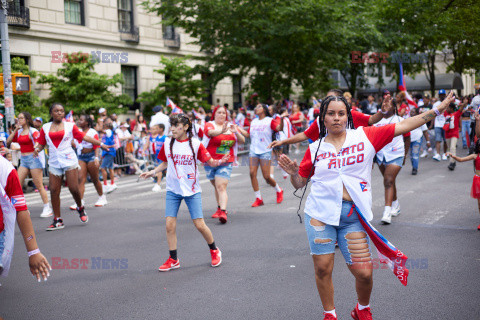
[
  {"xmin": 150, "ymin": 112, "xmax": 171, "ymax": 134},
  {"xmin": 248, "ymin": 117, "xmax": 278, "ymax": 154},
  {"xmin": 157, "ymin": 137, "xmax": 212, "ymax": 197},
  {"xmin": 235, "ymin": 112, "xmax": 245, "ymax": 127},
  {"xmin": 433, "ymin": 101, "xmax": 446, "ymax": 128},
  {"xmin": 410, "ymin": 124, "xmax": 427, "ymax": 142},
  {"xmin": 374, "ymin": 115, "xmax": 405, "ymax": 161}
]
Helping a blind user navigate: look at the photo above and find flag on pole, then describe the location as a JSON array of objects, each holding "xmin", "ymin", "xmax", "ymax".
[
  {"xmin": 192, "ymin": 108, "xmax": 203, "ymax": 119},
  {"xmin": 65, "ymin": 110, "xmax": 74, "ymax": 123},
  {"xmin": 166, "ymin": 97, "xmax": 183, "ymax": 114},
  {"xmin": 398, "ymin": 63, "xmax": 418, "ymax": 112}
]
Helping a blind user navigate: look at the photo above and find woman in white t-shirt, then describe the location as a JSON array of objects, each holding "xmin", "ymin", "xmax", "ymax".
[
  {"xmin": 237, "ymin": 104, "xmax": 284, "ymax": 207},
  {"xmin": 278, "ymin": 93, "xmax": 455, "ymax": 320},
  {"xmin": 140, "ymin": 114, "xmax": 229, "ymax": 272},
  {"xmin": 374, "ymin": 100, "xmax": 410, "ymax": 224}
]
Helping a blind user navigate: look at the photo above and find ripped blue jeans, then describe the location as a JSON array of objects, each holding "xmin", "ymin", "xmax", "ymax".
[{"xmin": 305, "ymin": 201, "xmax": 371, "ymax": 265}]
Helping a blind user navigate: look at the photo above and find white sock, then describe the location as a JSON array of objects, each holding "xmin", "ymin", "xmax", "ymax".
[
  {"xmin": 254, "ymin": 190, "xmax": 262, "ymax": 199},
  {"xmin": 270, "ymin": 174, "xmax": 274, "ymax": 179},
  {"xmin": 392, "ymin": 200, "xmax": 399, "ymax": 208},
  {"xmin": 324, "ymin": 309, "xmax": 336, "ymax": 317},
  {"xmin": 43, "ymin": 203, "xmax": 50, "ymax": 208},
  {"xmin": 384, "ymin": 206, "xmax": 391, "ymax": 215},
  {"xmin": 274, "ymin": 184, "xmax": 282, "ymax": 192},
  {"xmin": 358, "ymin": 303, "xmax": 370, "ymax": 310}
]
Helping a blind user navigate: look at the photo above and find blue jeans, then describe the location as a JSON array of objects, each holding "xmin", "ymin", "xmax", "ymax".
[
  {"xmin": 101, "ymin": 154, "xmax": 115, "ymax": 169},
  {"xmin": 204, "ymin": 163, "xmax": 233, "ymax": 180},
  {"xmin": 165, "ymin": 191, "xmax": 203, "ymax": 219},
  {"xmin": 304, "ymin": 201, "xmax": 371, "ymax": 265},
  {"xmin": 410, "ymin": 140, "xmax": 421, "ymax": 170},
  {"xmin": 462, "ymin": 120, "xmax": 471, "ymax": 147}
]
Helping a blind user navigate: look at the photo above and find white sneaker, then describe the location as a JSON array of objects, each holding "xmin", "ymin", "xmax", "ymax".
[
  {"xmin": 95, "ymin": 195, "xmax": 107, "ymax": 207},
  {"xmin": 106, "ymin": 184, "xmax": 118, "ymax": 193},
  {"xmin": 381, "ymin": 210, "xmax": 392, "ymax": 224},
  {"xmin": 40, "ymin": 205, "xmax": 53, "ymax": 218},
  {"xmin": 432, "ymin": 154, "xmax": 441, "ymax": 161},
  {"xmin": 420, "ymin": 150, "xmax": 428, "ymax": 158},
  {"xmin": 391, "ymin": 204, "xmax": 401, "ymax": 217},
  {"xmin": 152, "ymin": 184, "xmax": 162, "ymax": 192},
  {"xmin": 442, "ymin": 153, "xmax": 448, "ymax": 161},
  {"xmin": 69, "ymin": 199, "xmax": 85, "ymax": 210}
]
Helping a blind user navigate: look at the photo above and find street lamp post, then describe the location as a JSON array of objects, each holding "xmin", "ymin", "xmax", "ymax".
[{"xmin": 0, "ymin": 0, "xmax": 15, "ymax": 127}]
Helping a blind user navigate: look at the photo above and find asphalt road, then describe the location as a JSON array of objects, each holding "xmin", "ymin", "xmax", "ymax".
[{"xmin": 1, "ymin": 146, "xmax": 479, "ymax": 320}]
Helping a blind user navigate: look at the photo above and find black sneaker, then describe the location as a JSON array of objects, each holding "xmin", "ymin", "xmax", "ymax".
[
  {"xmin": 77, "ymin": 206, "xmax": 89, "ymax": 223},
  {"xmin": 412, "ymin": 168, "xmax": 417, "ymax": 175},
  {"xmin": 448, "ymin": 162, "xmax": 456, "ymax": 171},
  {"xmin": 46, "ymin": 218, "xmax": 65, "ymax": 231}
]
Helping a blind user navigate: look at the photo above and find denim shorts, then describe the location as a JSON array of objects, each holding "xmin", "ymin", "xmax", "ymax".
[
  {"xmin": 49, "ymin": 164, "xmax": 79, "ymax": 176},
  {"xmin": 20, "ymin": 154, "xmax": 44, "ymax": 170},
  {"xmin": 101, "ymin": 154, "xmax": 115, "ymax": 169},
  {"xmin": 165, "ymin": 191, "xmax": 203, "ymax": 220},
  {"xmin": 376, "ymin": 156, "xmax": 404, "ymax": 168},
  {"xmin": 204, "ymin": 163, "xmax": 233, "ymax": 180},
  {"xmin": 434, "ymin": 127, "xmax": 446, "ymax": 142},
  {"xmin": 305, "ymin": 201, "xmax": 371, "ymax": 265},
  {"xmin": 78, "ymin": 151, "xmax": 96, "ymax": 163},
  {"xmin": 249, "ymin": 150, "xmax": 272, "ymax": 160}
]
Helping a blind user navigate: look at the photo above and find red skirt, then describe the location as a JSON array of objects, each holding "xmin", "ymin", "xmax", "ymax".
[{"xmin": 471, "ymin": 175, "xmax": 480, "ymax": 199}]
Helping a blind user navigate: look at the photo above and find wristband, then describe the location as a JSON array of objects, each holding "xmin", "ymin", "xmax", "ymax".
[
  {"xmin": 28, "ymin": 248, "xmax": 40, "ymax": 257},
  {"xmin": 380, "ymin": 109, "xmax": 388, "ymax": 115},
  {"xmin": 433, "ymin": 106, "xmax": 441, "ymax": 116},
  {"xmin": 94, "ymin": 157, "xmax": 99, "ymax": 161}
]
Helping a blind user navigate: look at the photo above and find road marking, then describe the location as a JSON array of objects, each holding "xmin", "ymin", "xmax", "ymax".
[{"xmin": 422, "ymin": 210, "xmax": 449, "ymax": 225}]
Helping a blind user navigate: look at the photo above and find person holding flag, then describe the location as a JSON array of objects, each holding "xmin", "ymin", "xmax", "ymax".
[{"xmin": 277, "ymin": 91, "xmax": 455, "ymax": 320}]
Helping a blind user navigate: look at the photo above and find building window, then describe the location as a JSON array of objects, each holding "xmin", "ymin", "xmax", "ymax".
[
  {"xmin": 121, "ymin": 66, "xmax": 138, "ymax": 110},
  {"xmin": 64, "ymin": 0, "xmax": 84, "ymax": 25},
  {"xmin": 232, "ymin": 75, "xmax": 242, "ymax": 109},
  {"xmin": 202, "ymin": 73, "xmax": 213, "ymax": 105},
  {"xmin": 118, "ymin": 0, "xmax": 133, "ymax": 32}
]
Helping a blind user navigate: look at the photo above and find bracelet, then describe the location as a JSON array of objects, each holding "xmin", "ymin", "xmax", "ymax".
[
  {"xmin": 94, "ymin": 157, "xmax": 99, "ymax": 161},
  {"xmin": 380, "ymin": 110, "xmax": 388, "ymax": 115},
  {"xmin": 28, "ymin": 248, "xmax": 40, "ymax": 257},
  {"xmin": 433, "ymin": 106, "xmax": 441, "ymax": 116}
]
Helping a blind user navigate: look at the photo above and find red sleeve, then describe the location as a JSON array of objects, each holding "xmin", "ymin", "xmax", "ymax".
[
  {"xmin": 204, "ymin": 122, "xmax": 215, "ymax": 137},
  {"xmin": 352, "ymin": 111, "xmax": 370, "ymax": 128},
  {"xmin": 198, "ymin": 128, "xmax": 204, "ymax": 139},
  {"xmin": 270, "ymin": 118, "xmax": 280, "ymax": 131},
  {"xmin": 363, "ymin": 124, "xmax": 396, "ymax": 152},
  {"xmin": 403, "ymin": 132, "xmax": 411, "ymax": 138},
  {"xmin": 32, "ymin": 130, "xmax": 40, "ymax": 142},
  {"xmin": 197, "ymin": 143, "xmax": 212, "ymax": 163},
  {"xmin": 130, "ymin": 120, "xmax": 136, "ymax": 132},
  {"xmin": 37, "ymin": 128, "xmax": 47, "ymax": 146},
  {"xmin": 157, "ymin": 145, "xmax": 167, "ymax": 162},
  {"xmin": 5, "ymin": 170, "xmax": 28, "ymax": 211},
  {"xmin": 12, "ymin": 131, "xmax": 18, "ymax": 142},
  {"xmin": 92, "ymin": 133, "xmax": 100, "ymax": 149},
  {"xmin": 298, "ymin": 148, "xmax": 314, "ymax": 178},
  {"xmin": 72, "ymin": 125, "xmax": 86, "ymax": 141},
  {"xmin": 304, "ymin": 121, "xmax": 319, "ymax": 141}
]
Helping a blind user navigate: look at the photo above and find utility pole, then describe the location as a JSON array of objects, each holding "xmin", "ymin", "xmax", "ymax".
[{"xmin": 0, "ymin": 0, "xmax": 14, "ymax": 127}]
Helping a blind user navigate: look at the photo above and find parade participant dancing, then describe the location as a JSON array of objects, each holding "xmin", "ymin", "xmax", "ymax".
[
  {"xmin": 0, "ymin": 155, "xmax": 51, "ymax": 282},
  {"xmin": 278, "ymin": 92, "xmax": 455, "ymax": 320},
  {"xmin": 34, "ymin": 103, "xmax": 107, "ymax": 231},
  {"xmin": 140, "ymin": 114, "xmax": 229, "ymax": 271},
  {"xmin": 203, "ymin": 105, "xmax": 245, "ymax": 223},
  {"xmin": 447, "ymin": 140, "xmax": 480, "ymax": 230},
  {"xmin": 408, "ymin": 108, "xmax": 430, "ymax": 175},
  {"xmin": 374, "ymin": 99, "xmax": 410, "ymax": 224},
  {"xmin": 236, "ymin": 104, "xmax": 284, "ymax": 207},
  {"xmin": 6, "ymin": 112, "xmax": 52, "ymax": 218},
  {"xmin": 270, "ymin": 105, "xmax": 293, "ymax": 180},
  {"xmin": 69, "ymin": 115, "xmax": 106, "ymax": 209},
  {"xmin": 144, "ymin": 123, "xmax": 166, "ymax": 192},
  {"xmin": 268, "ymin": 89, "xmax": 390, "ymax": 150}
]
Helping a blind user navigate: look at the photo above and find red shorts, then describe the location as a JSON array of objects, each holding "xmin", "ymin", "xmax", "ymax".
[{"xmin": 471, "ymin": 175, "xmax": 480, "ymax": 199}]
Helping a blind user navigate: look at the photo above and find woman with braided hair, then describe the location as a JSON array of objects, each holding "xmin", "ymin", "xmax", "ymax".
[
  {"xmin": 278, "ymin": 92, "xmax": 455, "ymax": 320},
  {"xmin": 140, "ymin": 114, "xmax": 229, "ymax": 271}
]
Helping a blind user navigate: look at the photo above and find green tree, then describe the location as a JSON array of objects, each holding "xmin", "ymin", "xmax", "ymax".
[
  {"xmin": 137, "ymin": 55, "xmax": 207, "ymax": 116},
  {"xmin": 0, "ymin": 57, "xmax": 43, "ymax": 118},
  {"xmin": 37, "ymin": 53, "xmax": 132, "ymax": 116}
]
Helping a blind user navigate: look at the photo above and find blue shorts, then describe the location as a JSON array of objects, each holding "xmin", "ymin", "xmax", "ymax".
[
  {"xmin": 165, "ymin": 191, "xmax": 203, "ymax": 220},
  {"xmin": 305, "ymin": 201, "xmax": 371, "ymax": 265},
  {"xmin": 249, "ymin": 150, "xmax": 272, "ymax": 160},
  {"xmin": 101, "ymin": 154, "xmax": 115, "ymax": 169},
  {"xmin": 204, "ymin": 163, "xmax": 233, "ymax": 180},
  {"xmin": 435, "ymin": 127, "xmax": 446, "ymax": 142},
  {"xmin": 20, "ymin": 154, "xmax": 44, "ymax": 170},
  {"xmin": 0, "ymin": 230, "xmax": 5, "ymax": 272},
  {"xmin": 49, "ymin": 164, "xmax": 79, "ymax": 176},
  {"xmin": 376, "ymin": 156, "xmax": 404, "ymax": 167},
  {"xmin": 78, "ymin": 151, "xmax": 96, "ymax": 163}
]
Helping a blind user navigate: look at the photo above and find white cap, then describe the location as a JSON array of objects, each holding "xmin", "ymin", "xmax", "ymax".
[{"xmin": 98, "ymin": 108, "xmax": 106, "ymax": 114}]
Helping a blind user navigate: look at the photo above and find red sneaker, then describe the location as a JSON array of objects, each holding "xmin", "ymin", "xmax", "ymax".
[
  {"xmin": 251, "ymin": 198, "xmax": 264, "ymax": 207},
  {"xmin": 477, "ymin": 224, "xmax": 480, "ymax": 230},
  {"xmin": 218, "ymin": 211, "xmax": 227, "ymax": 224},
  {"xmin": 212, "ymin": 208, "xmax": 221, "ymax": 218},
  {"xmin": 351, "ymin": 304, "xmax": 373, "ymax": 320},
  {"xmin": 210, "ymin": 248, "xmax": 222, "ymax": 267},
  {"xmin": 276, "ymin": 190, "xmax": 284, "ymax": 204},
  {"xmin": 158, "ymin": 257, "xmax": 180, "ymax": 272},
  {"xmin": 323, "ymin": 314, "xmax": 337, "ymax": 320}
]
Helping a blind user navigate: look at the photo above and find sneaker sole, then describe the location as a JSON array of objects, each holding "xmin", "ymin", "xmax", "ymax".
[
  {"xmin": 158, "ymin": 264, "xmax": 180, "ymax": 272},
  {"xmin": 40, "ymin": 213, "xmax": 53, "ymax": 218},
  {"xmin": 219, "ymin": 217, "xmax": 227, "ymax": 224},
  {"xmin": 381, "ymin": 219, "xmax": 391, "ymax": 224},
  {"xmin": 46, "ymin": 225, "xmax": 65, "ymax": 231},
  {"xmin": 351, "ymin": 310, "xmax": 358, "ymax": 320},
  {"xmin": 251, "ymin": 203, "xmax": 264, "ymax": 207}
]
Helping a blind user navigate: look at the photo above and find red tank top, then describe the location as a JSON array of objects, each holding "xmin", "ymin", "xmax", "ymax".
[{"xmin": 475, "ymin": 155, "xmax": 480, "ymax": 171}]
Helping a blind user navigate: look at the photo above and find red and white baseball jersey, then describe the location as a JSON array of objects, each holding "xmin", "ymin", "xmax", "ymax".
[
  {"xmin": 248, "ymin": 117, "xmax": 279, "ymax": 154},
  {"xmin": 373, "ymin": 115, "xmax": 405, "ymax": 162}
]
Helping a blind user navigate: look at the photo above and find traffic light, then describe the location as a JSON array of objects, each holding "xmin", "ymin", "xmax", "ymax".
[{"xmin": 12, "ymin": 74, "xmax": 30, "ymax": 94}]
